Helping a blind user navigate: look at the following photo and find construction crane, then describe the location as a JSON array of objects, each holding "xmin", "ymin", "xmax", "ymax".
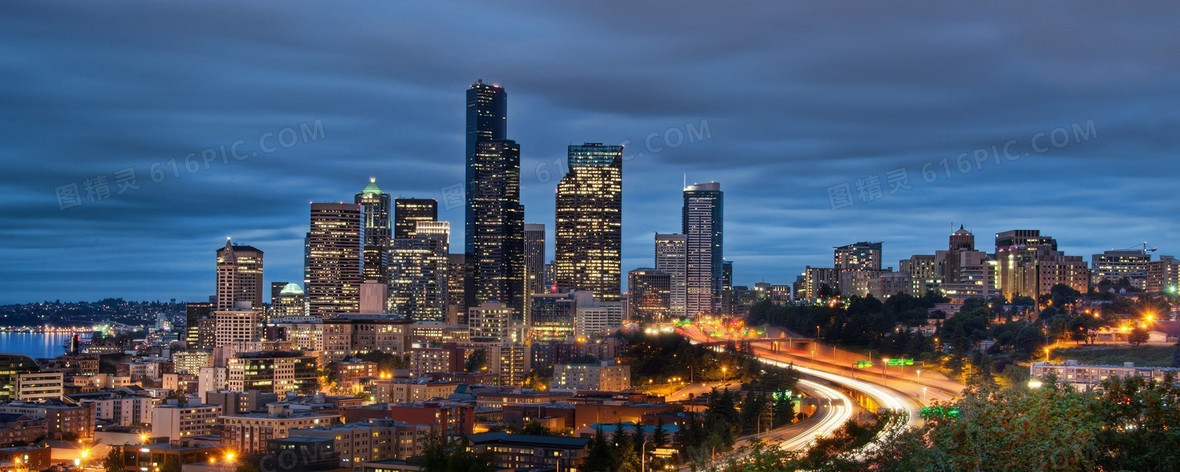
[{"xmin": 1127, "ymin": 242, "xmax": 1158, "ymax": 253}]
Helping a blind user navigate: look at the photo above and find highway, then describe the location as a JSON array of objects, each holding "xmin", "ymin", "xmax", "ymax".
[{"xmin": 677, "ymin": 325, "xmax": 936, "ymax": 459}]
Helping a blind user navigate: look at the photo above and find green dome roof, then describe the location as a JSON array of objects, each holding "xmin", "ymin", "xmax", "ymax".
[
  {"xmin": 361, "ymin": 177, "xmax": 385, "ymax": 195},
  {"xmin": 280, "ymin": 283, "xmax": 304, "ymax": 295}
]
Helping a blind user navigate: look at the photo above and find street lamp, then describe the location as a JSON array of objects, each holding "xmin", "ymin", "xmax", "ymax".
[
  {"xmin": 883, "ymin": 358, "xmax": 890, "ymax": 377},
  {"xmin": 721, "ymin": 366, "xmax": 728, "ymax": 384}
]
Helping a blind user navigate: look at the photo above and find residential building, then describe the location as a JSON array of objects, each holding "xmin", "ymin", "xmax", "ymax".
[
  {"xmin": 226, "ymin": 351, "xmax": 318, "ymax": 395},
  {"xmin": 220, "ymin": 407, "xmax": 340, "ymax": 455},
  {"xmin": 214, "ymin": 309, "xmax": 263, "ymax": 348},
  {"xmin": 466, "ymin": 432, "xmax": 589, "ymax": 472}
]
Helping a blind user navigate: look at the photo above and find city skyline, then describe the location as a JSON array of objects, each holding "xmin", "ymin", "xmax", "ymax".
[{"xmin": 3, "ymin": 2, "xmax": 1180, "ymax": 303}]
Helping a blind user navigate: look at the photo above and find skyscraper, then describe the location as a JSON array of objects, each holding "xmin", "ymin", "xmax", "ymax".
[
  {"xmin": 388, "ymin": 221, "xmax": 450, "ymax": 321},
  {"xmin": 683, "ymin": 182, "xmax": 723, "ymax": 315},
  {"xmin": 655, "ymin": 233, "xmax": 688, "ymax": 318},
  {"xmin": 305, "ymin": 203, "xmax": 364, "ymax": 318},
  {"xmin": 356, "ymin": 178, "xmax": 392, "ymax": 283},
  {"xmin": 216, "ymin": 239, "xmax": 263, "ymax": 311},
  {"xmin": 994, "ymin": 229, "xmax": 1089, "ymax": 301},
  {"xmin": 627, "ymin": 268, "xmax": 671, "ymax": 323},
  {"xmin": 523, "ymin": 224, "xmax": 546, "ymax": 296},
  {"xmin": 394, "ymin": 198, "xmax": 438, "ymax": 240},
  {"xmin": 555, "ymin": 143, "xmax": 623, "ymax": 301},
  {"xmin": 465, "ymin": 80, "xmax": 525, "ymax": 319}
]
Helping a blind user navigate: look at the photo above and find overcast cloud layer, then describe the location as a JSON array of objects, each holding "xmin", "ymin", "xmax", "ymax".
[{"xmin": 1, "ymin": 1, "xmax": 1178, "ymax": 303}]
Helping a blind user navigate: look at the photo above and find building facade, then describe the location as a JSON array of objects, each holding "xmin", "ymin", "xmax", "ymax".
[
  {"xmin": 555, "ymin": 143, "xmax": 623, "ymax": 301},
  {"xmin": 683, "ymin": 183, "xmax": 723, "ymax": 315},
  {"xmin": 306, "ymin": 203, "xmax": 364, "ymax": 318}
]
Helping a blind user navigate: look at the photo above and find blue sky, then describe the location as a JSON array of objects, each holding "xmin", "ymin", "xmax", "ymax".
[{"xmin": 2, "ymin": 1, "xmax": 1178, "ymax": 303}]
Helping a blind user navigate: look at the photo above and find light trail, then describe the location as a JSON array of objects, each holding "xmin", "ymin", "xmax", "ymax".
[{"xmin": 778, "ymin": 378, "xmax": 854, "ymax": 450}]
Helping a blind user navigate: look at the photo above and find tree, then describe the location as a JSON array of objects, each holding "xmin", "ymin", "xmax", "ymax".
[
  {"xmin": 161, "ymin": 456, "xmax": 181, "ymax": 472},
  {"xmin": 1092, "ymin": 374, "xmax": 1180, "ymax": 471},
  {"xmin": 652, "ymin": 418, "xmax": 668, "ymax": 447},
  {"xmin": 465, "ymin": 349, "xmax": 487, "ymax": 372},
  {"xmin": 103, "ymin": 447, "xmax": 123, "ymax": 472},
  {"xmin": 421, "ymin": 433, "xmax": 492, "ymax": 472},
  {"xmin": 584, "ymin": 427, "xmax": 614, "ymax": 472},
  {"xmin": 1129, "ymin": 327, "xmax": 1150, "ymax": 346}
]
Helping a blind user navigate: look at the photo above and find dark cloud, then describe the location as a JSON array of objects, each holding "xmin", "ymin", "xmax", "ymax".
[{"xmin": 1, "ymin": 0, "xmax": 1178, "ymax": 303}]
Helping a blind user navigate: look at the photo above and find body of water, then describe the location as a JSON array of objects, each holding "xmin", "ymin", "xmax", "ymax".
[{"xmin": 0, "ymin": 332, "xmax": 73, "ymax": 359}]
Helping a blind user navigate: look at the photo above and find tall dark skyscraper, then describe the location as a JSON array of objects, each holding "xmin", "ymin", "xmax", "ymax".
[
  {"xmin": 394, "ymin": 198, "xmax": 439, "ymax": 240},
  {"xmin": 523, "ymin": 224, "xmax": 546, "ymax": 297},
  {"xmin": 356, "ymin": 178, "xmax": 391, "ymax": 283},
  {"xmin": 465, "ymin": 80, "xmax": 525, "ymax": 319},
  {"xmin": 305, "ymin": 203, "xmax": 364, "ymax": 318},
  {"xmin": 555, "ymin": 143, "xmax": 623, "ymax": 301},
  {"xmin": 683, "ymin": 182, "xmax": 723, "ymax": 315}
]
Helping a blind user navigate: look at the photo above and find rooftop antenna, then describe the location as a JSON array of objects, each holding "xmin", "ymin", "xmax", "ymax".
[{"xmin": 683, "ymin": 173, "xmax": 687, "ymax": 189}]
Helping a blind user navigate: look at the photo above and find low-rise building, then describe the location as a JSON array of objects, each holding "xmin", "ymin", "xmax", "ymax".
[
  {"xmin": 550, "ymin": 362, "xmax": 631, "ymax": 392},
  {"xmin": 0, "ymin": 400, "xmax": 95, "ymax": 440},
  {"xmin": 1030, "ymin": 360, "xmax": 1180, "ymax": 390},
  {"xmin": 289, "ymin": 419, "xmax": 430, "ymax": 470},
  {"xmin": 151, "ymin": 403, "xmax": 221, "ymax": 441},
  {"xmin": 15, "ymin": 372, "xmax": 64, "ymax": 401},
  {"xmin": 466, "ymin": 432, "xmax": 589, "ymax": 472},
  {"xmin": 219, "ymin": 405, "xmax": 339, "ymax": 455}
]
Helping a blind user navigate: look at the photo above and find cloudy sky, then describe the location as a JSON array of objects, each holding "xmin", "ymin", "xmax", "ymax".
[{"xmin": 2, "ymin": 1, "xmax": 1178, "ymax": 304}]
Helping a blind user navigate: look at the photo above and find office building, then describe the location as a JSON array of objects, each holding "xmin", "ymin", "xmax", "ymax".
[
  {"xmin": 150, "ymin": 403, "xmax": 221, "ymax": 441},
  {"xmin": 549, "ymin": 362, "xmax": 631, "ymax": 392},
  {"xmin": 528, "ymin": 293, "xmax": 577, "ymax": 342},
  {"xmin": 465, "ymin": 80, "xmax": 525, "ymax": 321},
  {"xmin": 216, "ymin": 240, "xmax": 264, "ymax": 310},
  {"xmin": 995, "ymin": 230, "xmax": 1089, "ymax": 301},
  {"xmin": 627, "ymin": 268, "xmax": 671, "ymax": 323},
  {"xmin": 555, "ymin": 143, "xmax": 623, "ymax": 301},
  {"xmin": 468, "ymin": 302, "xmax": 513, "ymax": 342},
  {"xmin": 654, "ymin": 233, "xmax": 687, "ymax": 318},
  {"xmin": 15, "ymin": 372, "xmax": 63, "ymax": 401},
  {"xmin": 467, "ymin": 432, "xmax": 590, "ymax": 472},
  {"xmin": 357, "ymin": 178, "xmax": 392, "ymax": 283},
  {"xmin": 226, "ymin": 351, "xmax": 319, "ymax": 395},
  {"xmin": 573, "ymin": 292, "xmax": 623, "ymax": 339},
  {"xmin": 221, "ymin": 408, "xmax": 340, "ymax": 455},
  {"xmin": 683, "ymin": 183, "xmax": 723, "ymax": 315},
  {"xmin": 394, "ymin": 198, "xmax": 438, "ymax": 240},
  {"xmin": 306, "ymin": 203, "xmax": 364, "ymax": 318},
  {"xmin": 289, "ymin": 419, "xmax": 431, "ymax": 468},
  {"xmin": 271, "ymin": 282, "xmax": 308, "ymax": 318},
  {"xmin": 523, "ymin": 223, "xmax": 545, "ymax": 320},
  {"xmin": 185, "ymin": 302, "xmax": 216, "ymax": 351},
  {"xmin": 388, "ymin": 221, "xmax": 449, "ymax": 321},
  {"xmin": 1092, "ymin": 249, "xmax": 1151, "ymax": 289},
  {"xmin": 214, "ymin": 309, "xmax": 263, "ymax": 348},
  {"xmin": 1146, "ymin": 256, "xmax": 1179, "ymax": 294},
  {"xmin": 446, "ymin": 253, "xmax": 467, "ymax": 324}
]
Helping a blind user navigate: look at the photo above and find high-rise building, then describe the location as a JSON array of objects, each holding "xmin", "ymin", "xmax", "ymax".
[
  {"xmin": 1091, "ymin": 249, "xmax": 1151, "ymax": 289},
  {"xmin": 465, "ymin": 80, "xmax": 525, "ymax": 321},
  {"xmin": 683, "ymin": 182, "xmax": 723, "ymax": 315},
  {"xmin": 468, "ymin": 301, "xmax": 513, "ymax": 342},
  {"xmin": 655, "ymin": 233, "xmax": 688, "ymax": 318},
  {"xmin": 356, "ymin": 179, "xmax": 392, "ymax": 283},
  {"xmin": 271, "ymin": 283, "xmax": 307, "ymax": 318},
  {"xmin": 944, "ymin": 225, "xmax": 976, "ymax": 281},
  {"xmin": 834, "ymin": 242, "xmax": 882, "ymax": 272},
  {"xmin": 394, "ymin": 198, "xmax": 439, "ymax": 240},
  {"xmin": 1146, "ymin": 256, "xmax": 1179, "ymax": 294},
  {"xmin": 524, "ymin": 224, "xmax": 546, "ymax": 296},
  {"xmin": 216, "ymin": 240, "xmax": 263, "ymax": 310},
  {"xmin": 446, "ymin": 253, "xmax": 467, "ymax": 324},
  {"xmin": 523, "ymin": 223, "xmax": 545, "ymax": 322},
  {"xmin": 994, "ymin": 230, "xmax": 1089, "ymax": 301},
  {"xmin": 627, "ymin": 268, "xmax": 671, "ymax": 323},
  {"xmin": 185, "ymin": 302, "xmax": 215, "ymax": 351},
  {"xmin": 388, "ymin": 221, "xmax": 450, "ymax": 321},
  {"xmin": 214, "ymin": 309, "xmax": 263, "ymax": 347},
  {"xmin": 528, "ymin": 293, "xmax": 577, "ymax": 342},
  {"xmin": 555, "ymin": 143, "xmax": 623, "ymax": 301},
  {"xmin": 305, "ymin": 203, "xmax": 364, "ymax": 318}
]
